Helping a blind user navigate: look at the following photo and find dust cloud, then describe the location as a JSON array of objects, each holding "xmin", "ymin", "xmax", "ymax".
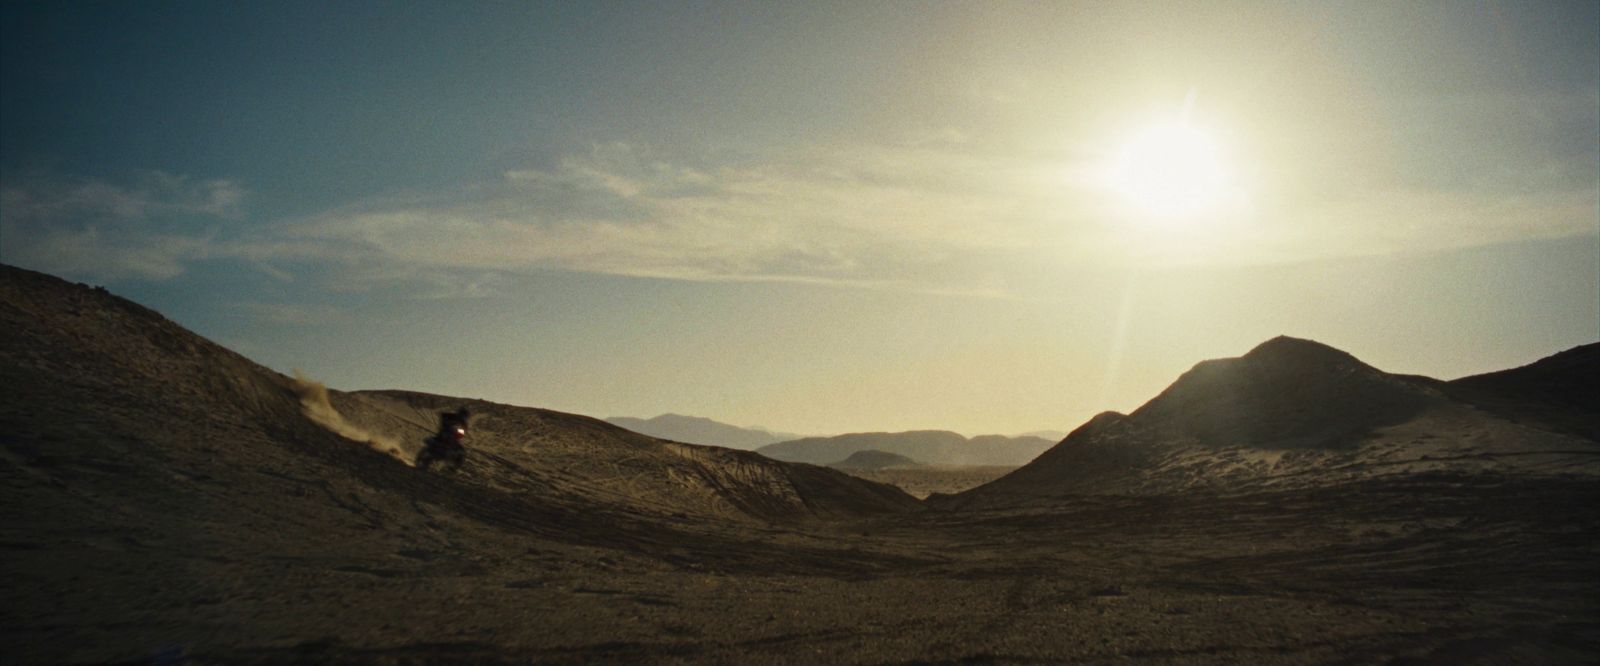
[{"xmin": 290, "ymin": 370, "xmax": 411, "ymax": 464}]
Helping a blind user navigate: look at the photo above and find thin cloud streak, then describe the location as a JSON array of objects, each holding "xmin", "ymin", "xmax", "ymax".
[
  {"xmin": 0, "ymin": 172, "xmax": 244, "ymax": 281},
  {"xmin": 3, "ymin": 137, "xmax": 1594, "ymax": 294},
  {"xmin": 269, "ymin": 141, "xmax": 1085, "ymax": 295},
  {"xmin": 276, "ymin": 140, "xmax": 1594, "ymax": 292}
]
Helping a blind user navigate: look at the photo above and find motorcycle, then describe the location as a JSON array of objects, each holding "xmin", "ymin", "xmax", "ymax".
[{"xmin": 417, "ymin": 422, "xmax": 467, "ymax": 471}]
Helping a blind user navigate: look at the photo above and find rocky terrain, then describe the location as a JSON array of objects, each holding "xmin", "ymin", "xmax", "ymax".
[
  {"xmin": 2, "ymin": 264, "xmax": 1597, "ymax": 664},
  {"xmin": 759, "ymin": 430, "xmax": 1054, "ymax": 467}
]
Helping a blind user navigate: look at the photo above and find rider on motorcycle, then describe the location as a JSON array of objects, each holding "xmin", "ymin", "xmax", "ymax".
[{"xmin": 418, "ymin": 406, "xmax": 470, "ymax": 470}]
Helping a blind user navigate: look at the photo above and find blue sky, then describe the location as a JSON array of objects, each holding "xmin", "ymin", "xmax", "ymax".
[{"xmin": 3, "ymin": 1, "xmax": 1596, "ymax": 435}]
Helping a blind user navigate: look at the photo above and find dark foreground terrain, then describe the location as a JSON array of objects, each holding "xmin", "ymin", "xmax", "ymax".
[
  {"xmin": 2, "ymin": 264, "xmax": 1597, "ymax": 664},
  {"xmin": 7, "ymin": 472, "xmax": 1596, "ymax": 664}
]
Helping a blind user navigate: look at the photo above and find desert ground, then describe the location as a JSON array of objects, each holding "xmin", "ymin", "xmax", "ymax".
[{"xmin": 3, "ymin": 264, "xmax": 1597, "ymax": 664}]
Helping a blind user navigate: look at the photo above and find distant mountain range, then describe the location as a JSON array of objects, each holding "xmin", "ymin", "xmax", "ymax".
[
  {"xmin": 604, "ymin": 413, "xmax": 803, "ymax": 450},
  {"xmin": 936, "ymin": 336, "xmax": 1600, "ymax": 506},
  {"xmin": 606, "ymin": 414, "xmax": 1067, "ymax": 463},
  {"xmin": 758, "ymin": 431, "xmax": 1054, "ymax": 467}
]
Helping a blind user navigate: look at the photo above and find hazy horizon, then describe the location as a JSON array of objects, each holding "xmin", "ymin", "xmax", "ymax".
[{"xmin": 3, "ymin": 1, "xmax": 1595, "ymax": 436}]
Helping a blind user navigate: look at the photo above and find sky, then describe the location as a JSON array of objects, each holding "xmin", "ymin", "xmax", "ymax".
[{"xmin": 2, "ymin": 1, "xmax": 1596, "ymax": 437}]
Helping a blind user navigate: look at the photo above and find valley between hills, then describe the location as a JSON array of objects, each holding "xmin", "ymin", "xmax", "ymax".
[{"xmin": 3, "ymin": 263, "xmax": 1597, "ymax": 664}]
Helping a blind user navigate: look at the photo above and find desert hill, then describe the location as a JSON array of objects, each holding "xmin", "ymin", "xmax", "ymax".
[
  {"xmin": 0, "ymin": 264, "xmax": 927, "ymax": 662},
  {"xmin": 759, "ymin": 430, "xmax": 1053, "ymax": 466},
  {"xmin": 604, "ymin": 413, "xmax": 800, "ymax": 450},
  {"xmin": 942, "ymin": 336, "xmax": 1600, "ymax": 505},
  {"xmin": 828, "ymin": 450, "xmax": 923, "ymax": 470},
  {"xmin": 0, "ymin": 264, "xmax": 913, "ymax": 525},
  {"xmin": 1440, "ymin": 342, "xmax": 1600, "ymax": 442},
  {"xmin": 329, "ymin": 390, "xmax": 913, "ymax": 522},
  {"xmin": 4, "ymin": 266, "xmax": 1597, "ymax": 663}
]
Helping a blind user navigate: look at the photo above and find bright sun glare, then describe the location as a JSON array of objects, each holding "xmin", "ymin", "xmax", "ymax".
[{"xmin": 1110, "ymin": 123, "xmax": 1229, "ymax": 219}]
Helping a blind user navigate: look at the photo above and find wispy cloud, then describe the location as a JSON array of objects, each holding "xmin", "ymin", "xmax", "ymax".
[
  {"xmin": 277, "ymin": 138, "xmax": 1595, "ymax": 296},
  {"xmin": 3, "ymin": 128, "xmax": 1593, "ymax": 296},
  {"xmin": 269, "ymin": 141, "xmax": 1098, "ymax": 295},
  {"xmin": 1, "ymin": 171, "xmax": 243, "ymax": 223},
  {"xmin": 0, "ymin": 172, "xmax": 245, "ymax": 281},
  {"xmin": 4, "ymin": 226, "xmax": 214, "ymax": 281}
]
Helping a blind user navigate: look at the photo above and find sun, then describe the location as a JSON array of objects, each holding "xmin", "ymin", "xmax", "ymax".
[{"xmin": 1109, "ymin": 123, "xmax": 1229, "ymax": 219}]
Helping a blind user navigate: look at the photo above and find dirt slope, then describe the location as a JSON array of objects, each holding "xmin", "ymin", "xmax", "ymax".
[
  {"xmin": 0, "ymin": 264, "xmax": 922, "ymax": 662},
  {"xmin": 943, "ymin": 336, "xmax": 1600, "ymax": 505},
  {"xmin": 1442, "ymin": 342, "xmax": 1600, "ymax": 442},
  {"xmin": 329, "ymin": 389, "xmax": 915, "ymax": 523},
  {"xmin": 0, "ymin": 264, "xmax": 913, "ymax": 521}
]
